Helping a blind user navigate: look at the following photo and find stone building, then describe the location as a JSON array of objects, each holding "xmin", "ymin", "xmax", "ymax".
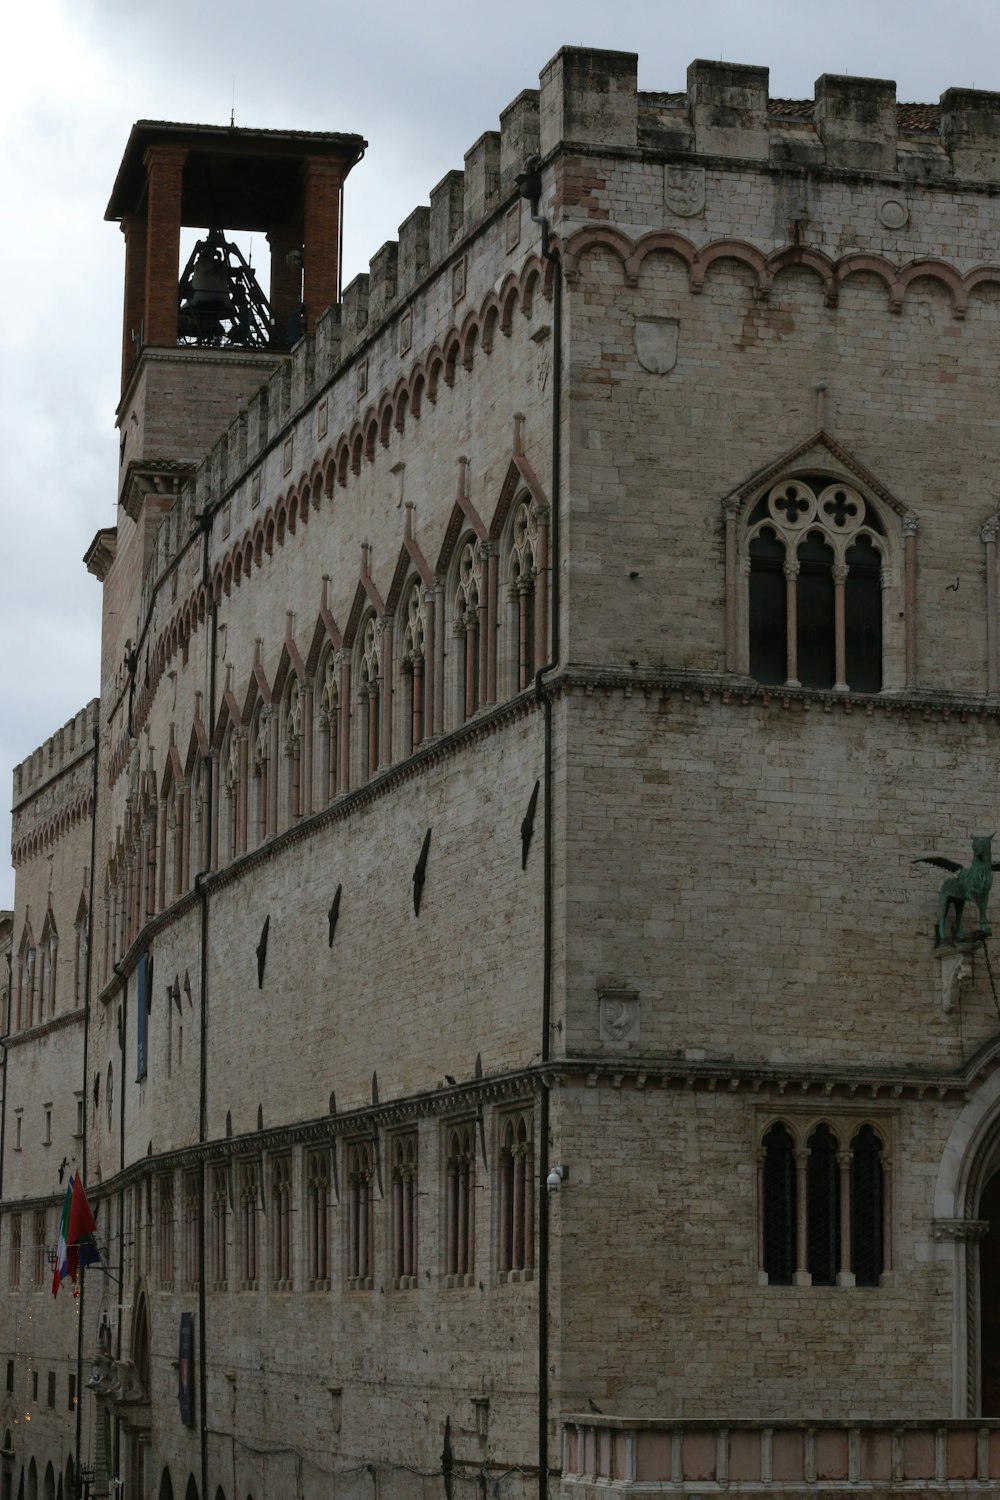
[{"xmin": 8, "ymin": 41, "xmax": 1000, "ymax": 1500}]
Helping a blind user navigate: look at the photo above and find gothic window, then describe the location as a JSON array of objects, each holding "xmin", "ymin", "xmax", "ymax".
[
  {"xmin": 165, "ymin": 781, "xmax": 181, "ymax": 900},
  {"xmin": 190, "ymin": 757, "xmax": 209, "ymax": 876},
  {"xmin": 222, "ymin": 727, "xmax": 240, "ymax": 863},
  {"xmin": 391, "ymin": 1136, "xmax": 418, "ymax": 1288},
  {"xmin": 158, "ymin": 1175, "xmax": 175, "ymax": 1290},
  {"xmin": 270, "ymin": 1156, "xmax": 292, "ymax": 1290},
  {"xmin": 211, "ymin": 1168, "xmax": 228, "ymax": 1289},
  {"xmin": 760, "ymin": 1118, "xmax": 887, "ymax": 1287},
  {"xmin": 806, "ymin": 1123, "xmax": 840, "ymax": 1286},
  {"xmin": 39, "ymin": 912, "xmax": 57, "ymax": 1019},
  {"xmin": 73, "ymin": 901, "xmax": 88, "ymax": 1009},
  {"xmin": 9, "ymin": 1214, "xmax": 21, "ymax": 1289},
  {"xmin": 445, "ymin": 1124, "xmax": 475, "ymax": 1285},
  {"xmin": 507, "ymin": 498, "xmax": 539, "ymax": 692},
  {"xmin": 281, "ymin": 680, "xmax": 303, "ymax": 829},
  {"xmin": 400, "ymin": 582, "xmax": 430, "ymax": 755},
  {"xmin": 249, "ymin": 706, "xmax": 269, "ymax": 850},
  {"xmin": 850, "ymin": 1124, "xmax": 885, "ymax": 1287},
  {"xmin": 317, "ymin": 651, "xmax": 339, "ymax": 804},
  {"xmin": 306, "ymin": 1150, "xmax": 331, "ymax": 1289},
  {"xmin": 744, "ymin": 476, "xmax": 886, "ymax": 692},
  {"xmin": 498, "ymin": 1111, "xmax": 534, "ymax": 1279},
  {"xmin": 32, "ymin": 1211, "xmax": 45, "ymax": 1289},
  {"xmin": 358, "ymin": 616, "xmax": 381, "ymax": 780},
  {"xmin": 347, "ymin": 1142, "xmax": 374, "ymax": 1289},
  {"xmin": 183, "ymin": 1170, "xmax": 199, "ymax": 1291},
  {"xmin": 238, "ymin": 1162, "xmax": 259, "ymax": 1289},
  {"xmin": 16, "ymin": 928, "xmax": 34, "ymax": 1032},
  {"xmin": 761, "ymin": 1122, "xmax": 796, "ymax": 1286},
  {"xmin": 454, "ymin": 537, "xmax": 483, "ymax": 723}
]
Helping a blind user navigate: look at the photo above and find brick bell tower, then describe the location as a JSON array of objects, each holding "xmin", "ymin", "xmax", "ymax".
[
  {"xmin": 90, "ymin": 119, "xmax": 365, "ymax": 741},
  {"xmin": 106, "ymin": 121, "xmax": 366, "ymax": 498}
]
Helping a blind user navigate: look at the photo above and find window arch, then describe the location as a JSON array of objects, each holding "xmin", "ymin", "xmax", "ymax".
[
  {"xmin": 306, "ymin": 1149, "xmax": 331, "ymax": 1288},
  {"xmin": 391, "ymin": 1135, "xmax": 418, "ymax": 1287},
  {"xmin": 270, "ymin": 1156, "xmax": 292, "ymax": 1289},
  {"xmin": 499, "ymin": 1111, "xmax": 534, "ymax": 1278},
  {"xmin": 357, "ymin": 615, "xmax": 381, "ymax": 780},
  {"xmin": 189, "ymin": 756, "xmax": 210, "ymax": 876},
  {"xmin": 221, "ymin": 727, "xmax": 241, "ymax": 863},
  {"xmin": 238, "ymin": 1162, "xmax": 259, "ymax": 1289},
  {"xmin": 742, "ymin": 474, "xmax": 891, "ymax": 692},
  {"xmin": 399, "ymin": 580, "xmax": 430, "ymax": 755},
  {"xmin": 760, "ymin": 1117, "xmax": 886, "ymax": 1287},
  {"xmin": 446, "ymin": 1123, "xmax": 475, "ymax": 1284},
  {"xmin": 453, "ymin": 536, "xmax": 483, "ymax": 723},
  {"xmin": 280, "ymin": 679, "xmax": 303, "ymax": 829},
  {"xmin": 39, "ymin": 911, "xmax": 57, "ymax": 1019},
  {"xmin": 15, "ymin": 926, "xmax": 34, "ymax": 1031},
  {"xmin": 347, "ymin": 1142, "xmax": 374, "ymax": 1288},
  {"xmin": 316, "ymin": 649, "xmax": 340, "ymax": 804},
  {"xmin": 73, "ymin": 899, "xmax": 88, "ymax": 1009},
  {"xmin": 248, "ymin": 704, "xmax": 269, "ymax": 850},
  {"xmin": 505, "ymin": 496, "xmax": 541, "ymax": 693}
]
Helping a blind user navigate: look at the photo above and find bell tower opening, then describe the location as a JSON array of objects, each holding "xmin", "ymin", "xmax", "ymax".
[
  {"xmin": 980, "ymin": 1171, "xmax": 1000, "ymax": 1414},
  {"xmin": 104, "ymin": 119, "xmax": 366, "ymax": 502}
]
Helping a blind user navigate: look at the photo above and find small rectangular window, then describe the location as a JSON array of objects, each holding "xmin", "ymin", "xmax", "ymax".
[
  {"xmin": 5, "ymin": 1360, "xmax": 12, "ymax": 1393},
  {"xmin": 74, "ymin": 1092, "xmax": 84, "ymax": 1138},
  {"xmin": 46, "ymin": 1371, "xmax": 55, "ymax": 1408},
  {"xmin": 31, "ymin": 1371, "xmax": 37, "ymax": 1402},
  {"xmin": 67, "ymin": 1373, "xmax": 76, "ymax": 1409},
  {"xmin": 43, "ymin": 1105, "xmax": 52, "ymax": 1146},
  {"xmin": 13, "ymin": 1114, "xmax": 22, "ymax": 1152}
]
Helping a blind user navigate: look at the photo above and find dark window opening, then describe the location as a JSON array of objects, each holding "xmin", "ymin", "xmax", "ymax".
[
  {"xmin": 749, "ymin": 529, "xmax": 787, "ymax": 686},
  {"xmin": 806, "ymin": 1123, "xmax": 840, "ymax": 1285},
  {"xmin": 844, "ymin": 535, "xmax": 882, "ymax": 693},
  {"xmin": 796, "ymin": 533, "xmax": 836, "ymax": 690},
  {"xmin": 46, "ymin": 1373, "xmax": 54, "ymax": 1409},
  {"xmin": 850, "ymin": 1124, "xmax": 884, "ymax": 1287},
  {"xmin": 762, "ymin": 1122, "xmax": 796, "ymax": 1285}
]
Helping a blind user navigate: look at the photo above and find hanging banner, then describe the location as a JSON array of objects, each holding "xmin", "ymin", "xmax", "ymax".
[
  {"xmin": 178, "ymin": 1313, "xmax": 195, "ymax": 1426},
  {"xmin": 136, "ymin": 951, "xmax": 148, "ymax": 1082}
]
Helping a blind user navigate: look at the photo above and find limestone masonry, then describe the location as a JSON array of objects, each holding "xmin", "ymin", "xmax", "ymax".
[{"xmin": 9, "ymin": 43, "xmax": 1000, "ymax": 1500}]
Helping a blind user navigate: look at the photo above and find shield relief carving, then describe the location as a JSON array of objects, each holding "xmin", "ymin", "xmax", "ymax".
[
  {"xmin": 634, "ymin": 316, "xmax": 679, "ymax": 375},
  {"xmin": 665, "ymin": 165, "xmax": 706, "ymax": 218}
]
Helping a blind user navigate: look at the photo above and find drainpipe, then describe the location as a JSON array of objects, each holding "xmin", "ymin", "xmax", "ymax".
[
  {"xmin": 518, "ymin": 154, "xmax": 562, "ymax": 1500},
  {"xmin": 75, "ymin": 718, "xmax": 100, "ymax": 1492},
  {"xmin": 196, "ymin": 508, "xmax": 218, "ymax": 1500}
]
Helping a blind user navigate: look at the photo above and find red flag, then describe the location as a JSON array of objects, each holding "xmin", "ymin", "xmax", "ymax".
[{"xmin": 68, "ymin": 1174, "xmax": 97, "ymax": 1243}]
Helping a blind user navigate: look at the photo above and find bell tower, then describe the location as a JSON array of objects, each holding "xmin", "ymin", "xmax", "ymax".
[{"xmin": 106, "ymin": 120, "xmax": 366, "ymax": 497}]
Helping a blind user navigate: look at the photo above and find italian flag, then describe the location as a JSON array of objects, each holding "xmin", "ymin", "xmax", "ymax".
[{"xmin": 52, "ymin": 1174, "xmax": 100, "ymax": 1299}]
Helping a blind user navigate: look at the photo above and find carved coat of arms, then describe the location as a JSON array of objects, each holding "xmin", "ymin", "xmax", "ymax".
[
  {"xmin": 634, "ymin": 316, "xmax": 679, "ymax": 375},
  {"xmin": 665, "ymin": 165, "xmax": 706, "ymax": 218}
]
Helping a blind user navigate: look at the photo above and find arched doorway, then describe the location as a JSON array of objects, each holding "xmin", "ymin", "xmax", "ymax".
[{"xmin": 981, "ymin": 1170, "xmax": 1000, "ymax": 1413}]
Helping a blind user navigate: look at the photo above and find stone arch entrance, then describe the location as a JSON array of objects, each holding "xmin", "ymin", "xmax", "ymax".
[{"xmin": 933, "ymin": 1065, "xmax": 1000, "ymax": 1414}]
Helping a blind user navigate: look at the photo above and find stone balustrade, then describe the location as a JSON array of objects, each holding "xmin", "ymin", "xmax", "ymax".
[{"xmin": 561, "ymin": 1417, "xmax": 1000, "ymax": 1496}]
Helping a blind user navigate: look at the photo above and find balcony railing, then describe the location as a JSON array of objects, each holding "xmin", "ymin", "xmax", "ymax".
[{"xmin": 562, "ymin": 1418, "xmax": 1000, "ymax": 1494}]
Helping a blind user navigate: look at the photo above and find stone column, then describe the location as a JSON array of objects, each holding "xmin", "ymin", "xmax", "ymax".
[{"xmin": 784, "ymin": 559, "xmax": 800, "ymax": 688}]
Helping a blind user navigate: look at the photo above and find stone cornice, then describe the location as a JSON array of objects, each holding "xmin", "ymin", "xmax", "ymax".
[{"xmin": 1, "ymin": 1005, "xmax": 86, "ymax": 1050}]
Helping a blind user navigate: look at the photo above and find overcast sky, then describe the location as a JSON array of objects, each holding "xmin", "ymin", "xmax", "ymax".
[{"xmin": 2, "ymin": 0, "xmax": 999, "ymax": 907}]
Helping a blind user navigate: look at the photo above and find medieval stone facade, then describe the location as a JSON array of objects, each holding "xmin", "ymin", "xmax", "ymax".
[{"xmin": 8, "ymin": 42, "xmax": 1000, "ymax": 1500}]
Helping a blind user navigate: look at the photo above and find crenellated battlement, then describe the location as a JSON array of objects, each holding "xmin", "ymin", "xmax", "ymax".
[
  {"xmin": 132, "ymin": 45, "xmax": 1000, "ymax": 623},
  {"xmin": 12, "ymin": 700, "xmax": 99, "ymax": 809}
]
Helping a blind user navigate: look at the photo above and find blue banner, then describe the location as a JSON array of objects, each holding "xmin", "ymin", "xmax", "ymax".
[{"xmin": 136, "ymin": 951, "xmax": 147, "ymax": 1082}]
